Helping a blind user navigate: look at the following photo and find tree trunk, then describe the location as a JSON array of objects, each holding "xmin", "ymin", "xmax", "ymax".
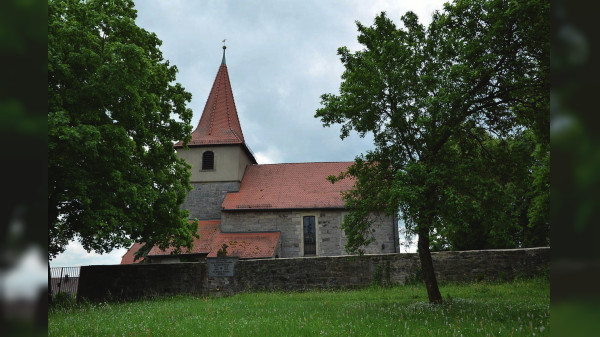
[{"xmin": 417, "ymin": 226, "xmax": 443, "ymax": 304}]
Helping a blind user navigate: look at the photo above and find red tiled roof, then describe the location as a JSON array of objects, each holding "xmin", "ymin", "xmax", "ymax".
[
  {"xmin": 120, "ymin": 242, "xmax": 145, "ymax": 264},
  {"xmin": 148, "ymin": 220, "xmax": 221, "ymax": 256},
  {"xmin": 174, "ymin": 63, "xmax": 245, "ymax": 148},
  {"xmin": 120, "ymin": 221, "xmax": 280, "ymax": 263},
  {"xmin": 207, "ymin": 232, "xmax": 280, "ymax": 259},
  {"xmin": 222, "ymin": 162, "xmax": 354, "ymax": 210}
]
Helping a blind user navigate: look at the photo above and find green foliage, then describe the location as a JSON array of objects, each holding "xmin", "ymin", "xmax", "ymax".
[
  {"xmin": 372, "ymin": 263, "xmax": 383, "ymax": 285},
  {"xmin": 317, "ymin": 0, "xmax": 548, "ymax": 303},
  {"xmin": 317, "ymin": 0, "xmax": 549, "ymax": 254},
  {"xmin": 48, "ymin": 277, "xmax": 549, "ymax": 336},
  {"xmin": 48, "ymin": 0, "xmax": 196, "ymax": 259},
  {"xmin": 51, "ymin": 292, "xmax": 77, "ymax": 309},
  {"xmin": 526, "ymin": 144, "xmax": 550, "ymax": 246},
  {"xmin": 372, "ymin": 260, "xmax": 392, "ymax": 287},
  {"xmin": 439, "ymin": 132, "xmax": 550, "ymax": 250},
  {"xmin": 405, "ymin": 266, "xmax": 424, "ymax": 286},
  {"xmin": 216, "ymin": 243, "xmax": 229, "ymax": 257}
]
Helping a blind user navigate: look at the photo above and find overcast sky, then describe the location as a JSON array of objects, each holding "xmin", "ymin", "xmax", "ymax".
[{"xmin": 50, "ymin": 0, "xmax": 448, "ymax": 268}]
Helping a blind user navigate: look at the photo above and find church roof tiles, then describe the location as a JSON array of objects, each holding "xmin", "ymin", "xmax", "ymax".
[
  {"xmin": 147, "ymin": 220, "xmax": 221, "ymax": 256},
  {"xmin": 174, "ymin": 58, "xmax": 246, "ymax": 148},
  {"xmin": 120, "ymin": 242, "xmax": 145, "ymax": 265},
  {"xmin": 222, "ymin": 162, "xmax": 355, "ymax": 210},
  {"xmin": 120, "ymin": 220, "xmax": 280, "ymax": 263}
]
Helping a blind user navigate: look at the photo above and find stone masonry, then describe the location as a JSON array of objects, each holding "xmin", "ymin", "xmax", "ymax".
[
  {"xmin": 182, "ymin": 181, "xmax": 240, "ymax": 220},
  {"xmin": 209, "ymin": 247, "xmax": 549, "ymax": 294},
  {"xmin": 78, "ymin": 247, "xmax": 549, "ymax": 302},
  {"xmin": 221, "ymin": 210, "xmax": 398, "ymax": 257}
]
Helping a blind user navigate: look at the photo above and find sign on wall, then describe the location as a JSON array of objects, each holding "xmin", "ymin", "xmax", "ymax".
[{"xmin": 208, "ymin": 258, "xmax": 236, "ymax": 277}]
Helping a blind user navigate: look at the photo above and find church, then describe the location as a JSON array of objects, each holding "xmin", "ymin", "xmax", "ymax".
[{"xmin": 121, "ymin": 47, "xmax": 399, "ymax": 264}]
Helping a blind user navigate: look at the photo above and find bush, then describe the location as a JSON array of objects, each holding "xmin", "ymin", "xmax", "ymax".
[
  {"xmin": 371, "ymin": 261, "xmax": 392, "ymax": 287},
  {"xmin": 51, "ymin": 291, "xmax": 76, "ymax": 308},
  {"xmin": 404, "ymin": 266, "xmax": 423, "ymax": 285}
]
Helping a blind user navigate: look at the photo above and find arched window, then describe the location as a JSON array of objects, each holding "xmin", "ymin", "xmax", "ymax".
[{"xmin": 202, "ymin": 151, "xmax": 214, "ymax": 170}]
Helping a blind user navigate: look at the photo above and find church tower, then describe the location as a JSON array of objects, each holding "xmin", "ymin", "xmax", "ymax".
[{"xmin": 174, "ymin": 46, "xmax": 256, "ymax": 220}]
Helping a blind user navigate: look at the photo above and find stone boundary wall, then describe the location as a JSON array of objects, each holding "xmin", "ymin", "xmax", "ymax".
[
  {"xmin": 77, "ymin": 247, "xmax": 549, "ymax": 302},
  {"xmin": 77, "ymin": 263, "xmax": 206, "ymax": 302}
]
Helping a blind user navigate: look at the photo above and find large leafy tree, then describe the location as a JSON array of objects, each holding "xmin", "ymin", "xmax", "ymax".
[
  {"xmin": 432, "ymin": 131, "xmax": 549, "ymax": 251},
  {"xmin": 317, "ymin": 0, "xmax": 549, "ymax": 303},
  {"xmin": 48, "ymin": 0, "xmax": 196, "ymax": 260}
]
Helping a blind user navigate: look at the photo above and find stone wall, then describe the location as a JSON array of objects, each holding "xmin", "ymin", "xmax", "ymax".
[
  {"xmin": 77, "ymin": 263, "xmax": 206, "ymax": 301},
  {"xmin": 182, "ymin": 181, "xmax": 240, "ymax": 220},
  {"xmin": 221, "ymin": 210, "xmax": 398, "ymax": 257},
  {"xmin": 427, "ymin": 247, "xmax": 550, "ymax": 283},
  {"xmin": 208, "ymin": 247, "xmax": 549, "ymax": 294},
  {"xmin": 77, "ymin": 247, "xmax": 548, "ymax": 302}
]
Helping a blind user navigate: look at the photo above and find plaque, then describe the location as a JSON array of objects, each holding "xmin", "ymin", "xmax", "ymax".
[{"xmin": 208, "ymin": 258, "xmax": 236, "ymax": 277}]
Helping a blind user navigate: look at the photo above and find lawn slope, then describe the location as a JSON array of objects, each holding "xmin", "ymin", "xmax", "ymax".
[{"xmin": 49, "ymin": 277, "xmax": 549, "ymax": 336}]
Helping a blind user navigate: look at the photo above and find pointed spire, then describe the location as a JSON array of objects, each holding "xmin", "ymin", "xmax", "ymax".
[{"xmin": 175, "ymin": 45, "xmax": 246, "ymax": 148}]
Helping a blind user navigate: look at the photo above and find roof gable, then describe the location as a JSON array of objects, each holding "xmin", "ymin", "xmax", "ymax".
[{"xmin": 222, "ymin": 162, "xmax": 354, "ymax": 210}]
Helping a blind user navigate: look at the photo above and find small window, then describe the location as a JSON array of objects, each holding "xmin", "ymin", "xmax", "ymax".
[
  {"xmin": 202, "ymin": 151, "xmax": 214, "ymax": 170},
  {"xmin": 303, "ymin": 216, "xmax": 316, "ymax": 256}
]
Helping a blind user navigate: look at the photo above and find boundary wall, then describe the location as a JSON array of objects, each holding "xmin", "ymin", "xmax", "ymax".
[{"xmin": 77, "ymin": 247, "xmax": 549, "ymax": 301}]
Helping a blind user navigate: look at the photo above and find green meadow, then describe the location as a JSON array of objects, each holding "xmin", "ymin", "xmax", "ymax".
[{"xmin": 49, "ymin": 277, "xmax": 549, "ymax": 336}]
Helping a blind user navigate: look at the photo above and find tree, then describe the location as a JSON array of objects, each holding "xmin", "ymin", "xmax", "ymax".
[
  {"xmin": 316, "ymin": 0, "xmax": 549, "ymax": 303},
  {"xmin": 48, "ymin": 0, "xmax": 197, "ymax": 260}
]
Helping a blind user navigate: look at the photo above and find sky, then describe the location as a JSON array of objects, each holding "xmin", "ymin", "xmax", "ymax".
[{"xmin": 50, "ymin": 0, "xmax": 449, "ymax": 268}]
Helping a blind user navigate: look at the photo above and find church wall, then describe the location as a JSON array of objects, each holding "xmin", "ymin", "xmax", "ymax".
[
  {"xmin": 183, "ymin": 181, "xmax": 241, "ymax": 220},
  {"xmin": 221, "ymin": 210, "xmax": 398, "ymax": 258},
  {"xmin": 237, "ymin": 147, "xmax": 254, "ymax": 180},
  {"xmin": 176, "ymin": 145, "xmax": 246, "ymax": 182}
]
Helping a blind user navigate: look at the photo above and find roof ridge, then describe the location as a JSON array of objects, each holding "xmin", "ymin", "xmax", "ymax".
[
  {"xmin": 223, "ymin": 66, "xmax": 244, "ymax": 143},
  {"xmin": 207, "ymin": 76, "xmax": 220, "ymax": 135}
]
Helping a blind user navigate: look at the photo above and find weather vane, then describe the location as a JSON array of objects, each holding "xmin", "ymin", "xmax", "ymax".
[{"xmin": 221, "ymin": 39, "xmax": 227, "ymax": 65}]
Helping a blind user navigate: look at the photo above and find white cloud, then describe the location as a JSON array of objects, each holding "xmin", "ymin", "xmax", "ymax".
[
  {"xmin": 307, "ymin": 51, "xmax": 329, "ymax": 78},
  {"xmin": 254, "ymin": 146, "xmax": 283, "ymax": 164},
  {"xmin": 50, "ymin": 240, "xmax": 128, "ymax": 268}
]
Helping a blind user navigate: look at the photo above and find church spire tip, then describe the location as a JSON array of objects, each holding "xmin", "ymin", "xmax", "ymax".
[{"xmin": 221, "ymin": 40, "xmax": 227, "ymax": 65}]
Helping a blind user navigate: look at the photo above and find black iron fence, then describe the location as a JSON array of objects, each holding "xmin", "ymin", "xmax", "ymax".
[{"xmin": 50, "ymin": 266, "xmax": 80, "ymax": 298}]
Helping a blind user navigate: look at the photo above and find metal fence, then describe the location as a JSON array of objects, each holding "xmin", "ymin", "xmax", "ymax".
[{"xmin": 50, "ymin": 266, "xmax": 80, "ymax": 298}]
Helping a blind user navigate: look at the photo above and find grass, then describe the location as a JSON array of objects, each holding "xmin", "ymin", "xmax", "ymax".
[
  {"xmin": 48, "ymin": 277, "xmax": 549, "ymax": 336},
  {"xmin": 551, "ymin": 299, "xmax": 600, "ymax": 337}
]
